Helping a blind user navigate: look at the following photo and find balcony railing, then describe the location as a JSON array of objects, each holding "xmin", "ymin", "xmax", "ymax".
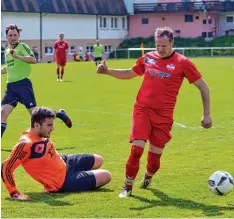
[{"xmin": 134, "ymin": 1, "xmax": 234, "ymax": 13}]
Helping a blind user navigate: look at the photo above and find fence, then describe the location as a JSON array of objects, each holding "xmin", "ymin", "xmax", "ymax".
[{"xmin": 109, "ymin": 47, "xmax": 234, "ymax": 59}]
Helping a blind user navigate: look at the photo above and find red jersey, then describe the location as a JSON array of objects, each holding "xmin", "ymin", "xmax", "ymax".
[
  {"xmin": 132, "ymin": 51, "xmax": 202, "ymax": 114},
  {"xmin": 2, "ymin": 130, "xmax": 66, "ymax": 196},
  {"xmin": 54, "ymin": 40, "xmax": 69, "ymax": 59}
]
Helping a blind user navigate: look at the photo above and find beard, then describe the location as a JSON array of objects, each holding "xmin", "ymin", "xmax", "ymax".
[{"xmin": 38, "ymin": 131, "xmax": 50, "ymax": 138}]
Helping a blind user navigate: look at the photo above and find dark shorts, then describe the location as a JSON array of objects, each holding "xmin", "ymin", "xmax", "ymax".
[
  {"xmin": 1, "ymin": 78, "xmax": 37, "ymax": 109},
  {"xmin": 94, "ymin": 57, "xmax": 102, "ymax": 62},
  {"xmin": 58, "ymin": 154, "xmax": 96, "ymax": 192}
]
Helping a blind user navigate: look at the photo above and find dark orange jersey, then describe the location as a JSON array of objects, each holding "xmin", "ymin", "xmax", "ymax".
[{"xmin": 1, "ymin": 130, "xmax": 66, "ymax": 196}]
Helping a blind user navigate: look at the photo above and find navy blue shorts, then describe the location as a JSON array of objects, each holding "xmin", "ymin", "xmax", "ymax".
[
  {"xmin": 1, "ymin": 78, "xmax": 37, "ymax": 109},
  {"xmin": 94, "ymin": 57, "xmax": 102, "ymax": 62},
  {"xmin": 58, "ymin": 154, "xmax": 96, "ymax": 192}
]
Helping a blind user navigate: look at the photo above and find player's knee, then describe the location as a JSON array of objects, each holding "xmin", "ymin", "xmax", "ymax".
[
  {"xmin": 130, "ymin": 145, "xmax": 144, "ymax": 159},
  {"xmin": 1, "ymin": 107, "xmax": 10, "ymax": 121},
  {"xmin": 147, "ymin": 151, "xmax": 161, "ymax": 174},
  {"xmin": 148, "ymin": 144, "xmax": 164, "ymax": 154},
  {"xmin": 93, "ymin": 154, "xmax": 103, "ymax": 169},
  {"xmin": 132, "ymin": 139, "xmax": 146, "ymax": 147},
  {"xmin": 94, "ymin": 169, "xmax": 112, "ymax": 188}
]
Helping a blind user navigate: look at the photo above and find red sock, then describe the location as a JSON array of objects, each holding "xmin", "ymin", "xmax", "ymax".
[
  {"xmin": 125, "ymin": 145, "xmax": 144, "ymax": 189},
  {"xmin": 146, "ymin": 151, "xmax": 162, "ymax": 175},
  {"xmin": 57, "ymin": 68, "xmax": 60, "ymax": 78},
  {"xmin": 61, "ymin": 68, "xmax": 64, "ymax": 79}
]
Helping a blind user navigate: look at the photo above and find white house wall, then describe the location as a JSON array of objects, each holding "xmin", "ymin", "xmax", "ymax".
[
  {"xmin": 1, "ymin": 12, "xmax": 40, "ymax": 40},
  {"xmin": 219, "ymin": 12, "xmax": 234, "ymax": 36},
  {"xmin": 98, "ymin": 16, "xmax": 128, "ymax": 39},
  {"xmin": 42, "ymin": 14, "xmax": 96, "ymax": 39},
  {"xmin": 1, "ymin": 12, "xmax": 128, "ymax": 40}
]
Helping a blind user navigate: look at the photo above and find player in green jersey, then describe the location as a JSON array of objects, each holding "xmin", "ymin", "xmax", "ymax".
[
  {"xmin": 93, "ymin": 39, "xmax": 104, "ymax": 66},
  {"xmin": 1, "ymin": 24, "xmax": 72, "ymax": 137}
]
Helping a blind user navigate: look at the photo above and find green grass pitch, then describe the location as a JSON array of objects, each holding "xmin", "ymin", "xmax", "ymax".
[{"xmin": 1, "ymin": 58, "xmax": 234, "ymax": 218}]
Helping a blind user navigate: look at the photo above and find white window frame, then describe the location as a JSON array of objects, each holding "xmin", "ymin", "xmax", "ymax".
[
  {"xmin": 110, "ymin": 17, "xmax": 119, "ymax": 29},
  {"xmin": 100, "ymin": 16, "xmax": 108, "ymax": 29},
  {"xmin": 45, "ymin": 46, "xmax": 54, "ymax": 56},
  {"xmin": 111, "ymin": 17, "xmax": 114, "ymax": 28},
  {"xmin": 114, "ymin": 17, "xmax": 118, "ymax": 28},
  {"xmin": 104, "ymin": 45, "xmax": 112, "ymax": 53},
  {"xmin": 122, "ymin": 17, "xmax": 125, "ymax": 29},
  {"xmin": 226, "ymin": 16, "xmax": 233, "ymax": 23},
  {"xmin": 69, "ymin": 46, "xmax": 77, "ymax": 55},
  {"xmin": 86, "ymin": 45, "xmax": 93, "ymax": 53}
]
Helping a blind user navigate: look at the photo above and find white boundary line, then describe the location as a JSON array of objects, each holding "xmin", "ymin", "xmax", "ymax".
[{"xmin": 13, "ymin": 108, "xmax": 204, "ymax": 129}]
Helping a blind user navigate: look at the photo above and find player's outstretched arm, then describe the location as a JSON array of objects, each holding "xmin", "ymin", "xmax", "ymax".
[
  {"xmin": 97, "ymin": 60, "xmax": 138, "ymax": 79},
  {"xmin": 2, "ymin": 142, "xmax": 31, "ymax": 200},
  {"xmin": 193, "ymin": 78, "xmax": 212, "ymax": 129},
  {"xmin": 1, "ymin": 66, "xmax": 7, "ymax": 74}
]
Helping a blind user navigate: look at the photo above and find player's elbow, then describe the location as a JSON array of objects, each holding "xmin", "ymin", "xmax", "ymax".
[
  {"xmin": 194, "ymin": 78, "xmax": 208, "ymax": 91},
  {"xmin": 198, "ymin": 80, "xmax": 209, "ymax": 91},
  {"xmin": 126, "ymin": 69, "xmax": 138, "ymax": 79},
  {"xmin": 1, "ymin": 162, "xmax": 6, "ymax": 182}
]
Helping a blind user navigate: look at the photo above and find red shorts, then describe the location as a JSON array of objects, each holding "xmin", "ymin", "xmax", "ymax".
[
  {"xmin": 56, "ymin": 58, "xmax": 66, "ymax": 66},
  {"xmin": 130, "ymin": 104, "xmax": 173, "ymax": 148}
]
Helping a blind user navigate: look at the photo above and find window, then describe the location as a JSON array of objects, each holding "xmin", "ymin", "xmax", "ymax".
[
  {"xmin": 203, "ymin": 19, "xmax": 206, "ymax": 24},
  {"xmin": 45, "ymin": 46, "xmax": 53, "ymax": 55},
  {"xmin": 104, "ymin": 45, "xmax": 112, "ymax": 53},
  {"xmin": 208, "ymin": 19, "xmax": 212, "ymax": 24},
  {"xmin": 226, "ymin": 16, "xmax": 233, "ymax": 22},
  {"xmin": 111, "ymin": 17, "xmax": 118, "ymax": 28},
  {"xmin": 142, "ymin": 17, "xmax": 149, "ymax": 24},
  {"xmin": 122, "ymin": 17, "xmax": 125, "ymax": 29},
  {"xmin": 202, "ymin": 32, "xmax": 207, "ymax": 38},
  {"xmin": 114, "ymin": 17, "xmax": 118, "ymax": 28},
  {"xmin": 195, "ymin": 15, "xmax": 199, "ymax": 20},
  {"xmin": 111, "ymin": 17, "xmax": 114, "ymax": 28},
  {"xmin": 100, "ymin": 17, "xmax": 107, "ymax": 28},
  {"xmin": 70, "ymin": 46, "xmax": 76, "ymax": 54},
  {"xmin": 208, "ymin": 32, "xmax": 213, "ymax": 38},
  {"xmin": 185, "ymin": 15, "xmax": 193, "ymax": 22},
  {"xmin": 86, "ymin": 46, "xmax": 93, "ymax": 53}
]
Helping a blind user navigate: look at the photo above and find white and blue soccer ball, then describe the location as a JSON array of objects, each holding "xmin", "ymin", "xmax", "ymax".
[{"xmin": 208, "ymin": 171, "xmax": 233, "ymax": 196}]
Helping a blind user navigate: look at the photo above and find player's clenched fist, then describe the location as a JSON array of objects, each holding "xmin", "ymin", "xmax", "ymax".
[
  {"xmin": 201, "ymin": 115, "xmax": 212, "ymax": 129},
  {"xmin": 97, "ymin": 60, "xmax": 109, "ymax": 74},
  {"xmin": 9, "ymin": 49, "xmax": 17, "ymax": 58}
]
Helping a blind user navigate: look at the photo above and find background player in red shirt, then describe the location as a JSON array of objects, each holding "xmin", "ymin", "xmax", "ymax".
[
  {"xmin": 97, "ymin": 27, "xmax": 212, "ymax": 198},
  {"xmin": 54, "ymin": 33, "xmax": 69, "ymax": 82},
  {"xmin": 1, "ymin": 107, "xmax": 111, "ymax": 200}
]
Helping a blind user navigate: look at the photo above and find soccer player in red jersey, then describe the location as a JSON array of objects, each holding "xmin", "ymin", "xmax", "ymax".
[
  {"xmin": 1, "ymin": 107, "xmax": 111, "ymax": 200},
  {"xmin": 97, "ymin": 27, "xmax": 212, "ymax": 198},
  {"xmin": 54, "ymin": 33, "xmax": 69, "ymax": 82}
]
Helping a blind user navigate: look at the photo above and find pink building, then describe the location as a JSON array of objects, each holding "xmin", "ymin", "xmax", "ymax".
[
  {"xmin": 129, "ymin": 13, "xmax": 218, "ymax": 38},
  {"xmin": 126, "ymin": 0, "xmax": 234, "ymax": 38}
]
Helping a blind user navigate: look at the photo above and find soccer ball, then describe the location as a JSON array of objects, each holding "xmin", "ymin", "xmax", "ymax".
[{"xmin": 208, "ymin": 171, "xmax": 234, "ymax": 196}]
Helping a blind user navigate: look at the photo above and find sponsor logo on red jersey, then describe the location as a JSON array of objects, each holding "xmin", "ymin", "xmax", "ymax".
[{"xmin": 166, "ymin": 64, "xmax": 175, "ymax": 71}]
